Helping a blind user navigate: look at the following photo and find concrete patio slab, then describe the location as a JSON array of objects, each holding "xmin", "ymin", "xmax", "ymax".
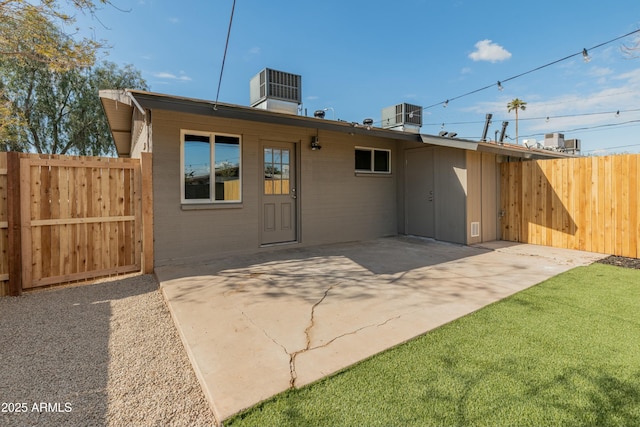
[{"xmin": 155, "ymin": 237, "xmax": 605, "ymax": 423}]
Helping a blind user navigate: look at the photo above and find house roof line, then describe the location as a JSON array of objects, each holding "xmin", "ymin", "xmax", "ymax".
[
  {"xmin": 123, "ymin": 89, "xmax": 424, "ymax": 141},
  {"xmin": 99, "ymin": 89, "xmax": 572, "ymax": 160}
]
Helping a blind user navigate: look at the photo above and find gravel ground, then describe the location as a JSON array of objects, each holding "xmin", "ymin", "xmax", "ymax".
[
  {"xmin": 596, "ymin": 255, "xmax": 640, "ymax": 269},
  {"xmin": 0, "ymin": 275, "xmax": 217, "ymax": 427}
]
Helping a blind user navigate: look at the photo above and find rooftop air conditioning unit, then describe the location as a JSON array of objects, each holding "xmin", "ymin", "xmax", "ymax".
[
  {"xmin": 250, "ymin": 68, "xmax": 301, "ymax": 114},
  {"xmin": 564, "ymin": 139, "xmax": 581, "ymax": 154},
  {"xmin": 544, "ymin": 132, "xmax": 565, "ymax": 148},
  {"xmin": 381, "ymin": 103, "xmax": 422, "ymax": 133}
]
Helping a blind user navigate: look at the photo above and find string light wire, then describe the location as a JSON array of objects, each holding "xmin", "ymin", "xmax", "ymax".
[{"xmin": 400, "ymin": 28, "xmax": 640, "ymax": 118}]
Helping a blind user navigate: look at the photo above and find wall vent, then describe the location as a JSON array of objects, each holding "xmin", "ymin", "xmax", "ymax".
[
  {"xmin": 471, "ymin": 222, "xmax": 480, "ymax": 238},
  {"xmin": 250, "ymin": 68, "xmax": 301, "ymax": 114},
  {"xmin": 381, "ymin": 103, "xmax": 422, "ymax": 133}
]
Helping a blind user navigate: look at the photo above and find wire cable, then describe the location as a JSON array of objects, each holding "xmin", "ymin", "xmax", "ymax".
[
  {"xmin": 214, "ymin": 0, "xmax": 237, "ymax": 110},
  {"xmin": 423, "ymin": 108, "xmax": 640, "ymax": 128},
  {"xmin": 395, "ymin": 28, "xmax": 640, "ymax": 120}
]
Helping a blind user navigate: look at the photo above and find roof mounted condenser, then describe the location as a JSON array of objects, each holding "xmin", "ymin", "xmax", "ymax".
[
  {"xmin": 381, "ymin": 103, "xmax": 423, "ymax": 133},
  {"xmin": 250, "ymin": 68, "xmax": 302, "ymax": 114},
  {"xmin": 564, "ymin": 139, "xmax": 581, "ymax": 154},
  {"xmin": 544, "ymin": 133, "xmax": 565, "ymax": 149}
]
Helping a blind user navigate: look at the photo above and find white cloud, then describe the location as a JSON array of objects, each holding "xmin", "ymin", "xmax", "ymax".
[
  {"xmin": 168, "ymin": 17, "xmax": 180, "ymax": 24},
  {"xmin": 153, "ymin": 72, "xmax": 192, "ymax": 81},
  {"xmin": 589, "ymin": 67, "xmax": 613, "ymax": 78},
  {"xmin": 243, "ymin": 47, "xmax": 261, "ymax": 62},
  {"xmin": 468, "ymin": 40, "xmax": 512, "ymax": 63}
]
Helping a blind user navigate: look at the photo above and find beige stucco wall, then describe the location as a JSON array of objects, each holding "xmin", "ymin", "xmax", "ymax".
[
  {"xmin": 150, "ymin": 109, "xmax": 399, "ymax": 265},
  {"xmin": 466, "ymin": 151, "xmax": 500, "ymax": 244}
]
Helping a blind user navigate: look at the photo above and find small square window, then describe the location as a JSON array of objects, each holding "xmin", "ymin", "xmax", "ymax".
[{"xmin": 355, "ymin": 147, "xmax": 391, "ymax": 174}]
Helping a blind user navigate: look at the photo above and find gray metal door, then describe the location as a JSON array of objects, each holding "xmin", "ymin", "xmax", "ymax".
[
  {"xmin": 262, "ymin": 142, "xmax": 297, "ymax": 244},
  {"xmin": 406, "ymin": 148, "xmax": 435, "ymax": 237}
]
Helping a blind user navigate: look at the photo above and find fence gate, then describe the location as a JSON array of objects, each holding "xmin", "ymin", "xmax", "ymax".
[{"xmin": 1, "ymin": 152, "xmax": 153, "ymax": 296}]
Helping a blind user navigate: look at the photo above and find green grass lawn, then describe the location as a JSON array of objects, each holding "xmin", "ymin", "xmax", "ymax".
[{"xmin": 226, "ymin": 263, "xmax": 640, "ymax": 427}]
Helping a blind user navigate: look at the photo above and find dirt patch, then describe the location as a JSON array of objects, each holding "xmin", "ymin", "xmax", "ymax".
[{"xmin": 596, "ymin": 255, "xmax": 640, "ymax": 270}]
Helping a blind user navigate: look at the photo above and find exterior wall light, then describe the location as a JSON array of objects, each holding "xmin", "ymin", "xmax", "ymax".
[{"xmin": 311, "ymin": 136, "xmax": 322, "ymax": 150}]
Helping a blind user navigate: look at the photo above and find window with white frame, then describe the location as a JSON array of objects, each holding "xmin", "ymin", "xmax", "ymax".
[
  {"xmin": 355, "ymin": 147, "xmax": 391, "ymax": 173},
  {"xmin": 181, "ymin": 131, "xmax": 241, "ymax": 203}
]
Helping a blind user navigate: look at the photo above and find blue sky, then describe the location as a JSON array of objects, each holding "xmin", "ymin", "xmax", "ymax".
[{"xmin": 71, "ymin": 0, "xmax": 640, "ymax": 154}]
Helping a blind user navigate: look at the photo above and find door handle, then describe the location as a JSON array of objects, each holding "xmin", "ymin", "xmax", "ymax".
[{"xmin": 291, "ymin": 188, "xmax": 297, "ymax": 199}]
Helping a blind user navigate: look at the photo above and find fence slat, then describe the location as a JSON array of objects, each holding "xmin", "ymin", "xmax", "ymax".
[
  {"xmin": 20, "ymin": 158, "xmax": 33, "ymax": 289},
  {"xmin": 0, "ymin": 152, "xmax": 9, "ymax": 296},
  {"xmin": 141, "ymin": 152, "xmax": 154, "ymax": 273},
  {"xmin": 6, "ymin": 153, "xmax": 21, "ymax": 296},
  {"xmin": 501, "ymin": 154, "xmax": 640, "ymax": 258}
]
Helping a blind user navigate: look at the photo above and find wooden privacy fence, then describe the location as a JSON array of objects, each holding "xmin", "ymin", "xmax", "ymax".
[
  {"xmin": 500, "ymin": 154, "xmax": 640, "ymax": 258},
  {"xmin": 0, "ymin": 152, "xmax": 153, "ymax": 296}
]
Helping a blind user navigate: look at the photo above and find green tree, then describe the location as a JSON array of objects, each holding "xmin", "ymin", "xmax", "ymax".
[
  {"xmin": 507, "ymin": 98, "xmax": 527, "ymax": 145},
  {"xmin": 1, "ymin": 0, "xmax": 118, "ymax": 147},
  {"xmin": 0, "ymin": 0, "xmax": 108, "ymax": 71},
  {"xmin": 1, "ymin": 56, "xmax": 147, "ymax": 155}
]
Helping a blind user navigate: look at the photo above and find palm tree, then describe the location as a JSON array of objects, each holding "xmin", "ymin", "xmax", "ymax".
[{"xmin": 507, "ymin": 98, "xmax": 527, "ymax": 144}]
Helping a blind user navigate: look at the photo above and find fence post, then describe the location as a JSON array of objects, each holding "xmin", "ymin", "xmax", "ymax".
[
  {"xmin": 141, "ymin": 152, "xmax": 154, "ymax": 274},
  {"xmin": 6, "ymin": 152, "xmax": 22, "ymax": 296}
]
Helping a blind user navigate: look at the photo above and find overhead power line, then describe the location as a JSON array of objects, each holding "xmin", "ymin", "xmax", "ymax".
[
  {"xmin": 424, "ymin": 107, "xmax": 640, "ymax": 128},
  {"xmin": 412, "ymin": 28, "xmax": 640, "ymax": 116},
  {"xmin": 520, "ymin": 119, "xmax": 640, "ymax": 139},
  {"xmin": 456, "ymin": 119, "xmax": 640, "ymax": 142},
  {"xmin": 214, "ymin": 0, "xmax": 237, "ymax": 110}
]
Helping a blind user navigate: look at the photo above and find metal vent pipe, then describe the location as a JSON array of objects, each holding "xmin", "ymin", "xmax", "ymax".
[{"xmin": 481, "ymin": 113, "xmax": 492, "ymax": 142}]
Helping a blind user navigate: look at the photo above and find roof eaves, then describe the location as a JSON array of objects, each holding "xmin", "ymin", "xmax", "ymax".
[
  {"xmin": 126, "ymin": 90, "xmax": 423, "ymax": 142},
  {"xmin": 420, "ymin": 134, "xmax": 479, "ymax": 151},
  {"xmin": 99, "ymin": 90, "xmax": 135, "ymax": 157},
  {"xmin": 477, "ymin": 141, "xmax": 576, "ymax": 159}
]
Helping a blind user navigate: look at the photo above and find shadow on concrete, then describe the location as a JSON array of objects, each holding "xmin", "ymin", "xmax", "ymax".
[{"xmin": 155, "ymin": 236, "xmax": 496, "ymax": 307}]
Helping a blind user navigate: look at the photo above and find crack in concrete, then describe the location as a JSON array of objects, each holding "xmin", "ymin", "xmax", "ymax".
[
  {"xmin": 288, "ymin": 286, "xmax": 333, "ymax": 388},
  {"xmin": 225, "ymin": 287, "xmax": 292, "ymax": 361},
  {"xmin": 237, "ymin": 308, "xmax": 290, "ymax": 356},
  {"xmin": 309, "ymin": 314, "xmax": 402, "ymax": 351},
  {"xmin": 231, "ymin": 288, "xmax": 403, "ymax": 391}
]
